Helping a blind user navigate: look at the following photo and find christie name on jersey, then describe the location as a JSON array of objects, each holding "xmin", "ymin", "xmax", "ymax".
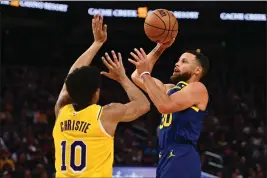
[{"xmin": 60, "ymin": 120, "xmax": 91, "ymax": 133}]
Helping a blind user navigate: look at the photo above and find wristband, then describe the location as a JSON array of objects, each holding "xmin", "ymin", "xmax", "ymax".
[{"xmin": 140, "ymin": 72, "xmax": 151, "ymax": 79}]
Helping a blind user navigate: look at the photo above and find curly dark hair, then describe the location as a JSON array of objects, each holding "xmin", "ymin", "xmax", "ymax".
[
  {"xmin": 65, "ymin": 66, "xmax": 101, "ymax": 108},
  {"xmin": 186, "ymin": 50, "xmax": 210, "ymax": 77}
]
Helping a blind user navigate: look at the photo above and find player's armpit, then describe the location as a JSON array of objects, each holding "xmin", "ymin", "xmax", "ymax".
[
  {"xmin": 55, "ymin": 90, "xmax": 72, "ymax": 117},
  {"xmin": 102, "ymin": 102, "xmax": 150, "ymax": 123},
  {"xmin": 159, "ymin": 82, "xmax": 208, "ymax": 114}
]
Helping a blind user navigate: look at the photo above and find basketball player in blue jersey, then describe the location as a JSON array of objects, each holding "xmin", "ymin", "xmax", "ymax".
[{"xmin": 130, "ymin": 41, "xmax": 209, "ymax": 178}]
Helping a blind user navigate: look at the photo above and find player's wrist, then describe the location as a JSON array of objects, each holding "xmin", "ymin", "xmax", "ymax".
[
  {"xmin": 140, "ymin": 72, "xmax": 151, "ymax": 79},
  {"xmin": 93, "ymin": 41, "xmax": 105, "ymax": 46},
  {"xmin": 117, "ymin": 75, "xmax": 129, "ymax": 83}
]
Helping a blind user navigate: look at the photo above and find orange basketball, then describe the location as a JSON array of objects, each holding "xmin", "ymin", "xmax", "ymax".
[{"xmin": 144, "ymin": 9, "xmax": 178, "ymax": 43}]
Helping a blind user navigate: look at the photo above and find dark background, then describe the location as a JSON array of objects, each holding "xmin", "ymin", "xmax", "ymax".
[{"xmin": 0, "ymin": 1, "xmax": 266, "ymax": 178}]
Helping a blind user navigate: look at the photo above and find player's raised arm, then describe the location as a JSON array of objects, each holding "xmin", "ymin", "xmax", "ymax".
[
  {"xmin": 131, "ymin": 39, "xmax": 175, "ymax": 93},
  {"xmin": 100, "ymin": 51, "xmax": 150, "ymax": 123},
  {"xmin": 129, "ymin": 48, "xmax": 208, "ymax": 114},
  {"xmin": 55, "ymin": 14, "xmax": 107, "ymax": 117}
]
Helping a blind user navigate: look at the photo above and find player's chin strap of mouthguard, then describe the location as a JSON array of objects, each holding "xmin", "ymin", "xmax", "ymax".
[{"xmin": 140, "ymin": 71, "xmax": 151, "ymax": 79}]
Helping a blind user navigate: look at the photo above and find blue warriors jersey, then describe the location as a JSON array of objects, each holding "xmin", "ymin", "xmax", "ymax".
[{"xmin": 158, "ymin": 81, "xmax": 207, "ymax": 150}]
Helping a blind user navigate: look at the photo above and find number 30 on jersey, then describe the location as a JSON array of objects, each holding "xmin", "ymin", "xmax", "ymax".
[{"xmin": 159, "ymin": 114, "xmax": 172, "ymax": 129}]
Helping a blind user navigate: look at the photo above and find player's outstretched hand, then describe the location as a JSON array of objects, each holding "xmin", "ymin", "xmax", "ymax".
[
  {"xmin": 158, "ymin": 38, "xmax": 175, "ymax": 49},
  {"xmin": 92, "ymin": 14, "xmax": 107, "ymax": 43},
  {"xmin": 128, "ymin": 48, "xmax": 150, "ymax": 76},
  {"xmin": 101, "ymin": 51, "xmax": 126, "ymax": 82}
]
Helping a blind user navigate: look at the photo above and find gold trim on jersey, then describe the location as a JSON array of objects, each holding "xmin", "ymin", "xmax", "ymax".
[
  {"xmin": 174, "ymin": 86, "xmax": 181, "ymax": 89},
  {"xmin": 97, "ymin": 106, "xmax": 103, "ymax": 120},
  {"xmin": 191, "ymin": 106, "xmax": 199, "ymax": 112},
  {"xmin": 97, "ymin": 106, "xmax": 114, "ymax": 138},
  {"xmin": 99, "ymin": 119, "xmax": 113, "ymax": 138},
  {"xmin": 178, "ymin": 81, "xmax": 188, "ymax": 86}
]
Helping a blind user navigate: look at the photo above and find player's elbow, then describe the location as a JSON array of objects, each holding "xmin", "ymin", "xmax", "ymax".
[
  {"xmin": 157, "ymin": 104, "xmax": 172, "ymax": 114},
  {"xmin": 158, "ymin": 107, "xmax": 169, "ymax": 114},
  {"xmin": 144, "ymin": 101, "xmax": 151, "ymax": 113},
  {"xmin": 139, "ymin": 100, "xmax": 151, "ymax": 114}
]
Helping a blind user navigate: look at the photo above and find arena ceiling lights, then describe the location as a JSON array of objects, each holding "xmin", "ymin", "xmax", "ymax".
[
  {"xmin": 87, "ymin": 7, "xmax": 266, "ymax": 22},
  {"xmin": 1, "ymin": 1, "xmax": 265, "ymax": 22},
  {"xmin": 0, "ymin": 0, "xmax": 68, "ymax": 12},
  {"xmin": 220, "ymin": 12, "xmax": 266, "ymax": 22},
  {"xmin": 87, "ymin": 7, "xmax": 200, "ymax": 20}
]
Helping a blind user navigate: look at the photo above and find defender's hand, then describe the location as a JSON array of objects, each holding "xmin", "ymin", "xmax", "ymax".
[
  {"xmin": 101, "ymin": 51, "xmax": 126, "ymax": 82},
  {"xmin": 128, "ymin": 48, "xmax": 150, "ymax": 76},
  {"xmin": 92, "ymin": 14, "xmax": 107, "ymax": 43}
]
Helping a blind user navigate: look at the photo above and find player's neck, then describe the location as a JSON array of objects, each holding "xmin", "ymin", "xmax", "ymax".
[{"xmin": 185, "ymin": 76, "xmax": 200, "ymax": 84}]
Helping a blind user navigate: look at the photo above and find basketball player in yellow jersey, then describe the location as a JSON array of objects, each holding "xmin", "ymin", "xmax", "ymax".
[{"xmin": 53, "ymin": 14, "xmax": 150, "ymax": 178}]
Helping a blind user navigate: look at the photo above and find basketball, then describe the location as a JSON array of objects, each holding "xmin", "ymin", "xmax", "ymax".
[{"xmin": 144, "ymin": 9, "xmax": 178, "ymax": 43}]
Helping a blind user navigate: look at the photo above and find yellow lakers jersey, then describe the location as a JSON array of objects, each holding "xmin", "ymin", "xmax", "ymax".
[{"xmin": 53, "ymin": 104, "xmax": 114, "ymax": 178}]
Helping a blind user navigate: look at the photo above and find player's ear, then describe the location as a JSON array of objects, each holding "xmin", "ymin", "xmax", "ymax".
[
  {"xmin": 92, "ymin": 88, "xmax": 101, "ymax": 103},
  {"xmin": 194, "ymin": 66, "xmax": 202, "ymax": 75},
  {"xmin": 96, "ymin": 88, "xmax": 101, "ymax": 97}
]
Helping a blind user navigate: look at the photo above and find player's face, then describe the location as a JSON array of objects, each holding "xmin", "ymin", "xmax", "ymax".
[{"xmin": 170, "ymin": 53, "xmax": 198, "ymax": 83}]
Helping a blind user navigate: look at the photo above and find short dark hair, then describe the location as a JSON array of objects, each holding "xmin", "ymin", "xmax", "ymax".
[
  {"xmin": 65, "ymin": 66, "xmax": 101, "ymax": 108},
  {"xmin": 186, "ymin": 49, "xmax": 210, "ymax": 76}
]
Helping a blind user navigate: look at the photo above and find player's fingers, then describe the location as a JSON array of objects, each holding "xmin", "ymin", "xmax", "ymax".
[
  {"xmin": 103, "ymin": 24, "xmax": 107, "ymax": 34},
  {"xmin": 93, "ymin": 14, "xmax": 97, "ymax": 20},
  {"xmin": 99, "ymin": 15, "xmax": 103, "ymax": 31},
  {"xmin": 92, "ymin": 19, "xmax": 96, "ymax": 31},
  {"xmin": 102, "ymin": 57, "xmax": 113, "ymax": 69},
  {"xmin": 105, "ymin": 52, "xmax": 117, "ymax": 68},
  {"xmin": 111, "ymin": 50, "xmax": 119, "ymax": 66},
  {"xmin": 94, "ymin": 14, "xmax": 99, "ymax": 23},
  {"xmin": 134, "ymin": 48, "xmax": 144, "ymax": 60},
  {"xmin": 95, "ymin": 14, "xmax": 100, "ymax": 31},
  {"xmin": 100, "ymin": 71, "xmax": 111, "ymax": 78},
  {"xmin": 118, "ymin": 52, "xmax": 124, "ymax": 66},
  {"xmin": 140, "ymin": 48, "xmax": 147, "ymax": 59},
  {"xmin": 128, "ymin": 58, "xmax": 138, "ymax": 66},
  {"xmin": 130, "ymin": 52, "xmax": 140, "ymax": 61}
]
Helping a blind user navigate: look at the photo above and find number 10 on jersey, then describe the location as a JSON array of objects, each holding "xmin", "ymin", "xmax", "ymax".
[{"xmin": 61, "ymin": 140, "xmax": 87, "ymax": 173}]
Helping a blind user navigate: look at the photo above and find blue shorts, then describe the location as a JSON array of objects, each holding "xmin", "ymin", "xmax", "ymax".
[{"xmin": 156, "ymin": 144, "xmax": 201, "ymax": 178}]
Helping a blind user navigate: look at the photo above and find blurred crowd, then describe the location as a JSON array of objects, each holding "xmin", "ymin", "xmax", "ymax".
[
  {"xmin": 1, "ymin": 2, "xmax": 266, "ymax": 178},
  {"xmin": 0, "ymin": 61, "xmax": 265, "ymax": 178}
]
